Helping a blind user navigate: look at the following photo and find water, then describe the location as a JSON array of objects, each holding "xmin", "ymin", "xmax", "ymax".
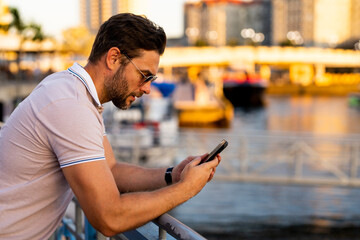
[
  {"xmin": 170, "ymin": 95, "xmax": 360, "ymax": 239},
  {"xmin": 232, "ymin": 95, "xmax": 360, "ymax": 135}
]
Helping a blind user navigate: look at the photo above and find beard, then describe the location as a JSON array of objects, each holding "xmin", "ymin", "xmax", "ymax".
[{"xmin": 104, "ymin": 65, "xmax": 135, "ymax": 110}]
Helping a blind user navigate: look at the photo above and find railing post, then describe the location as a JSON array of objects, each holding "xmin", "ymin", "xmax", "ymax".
[
  {"xmin": 131, "ymin": 133, "xmax": 141, "ymax": 165},
  {"xmin": 239, "ymin": 137, "xmax": 248, "ymax": 174},
  {"xmin": 75, "ymin": 202, "xmax": 83, "ymax": 235},
  {"xmin": 96, "ymin": 232, "xmax": 108, "ymax": 240},
  {"xmin": 351, "ymin": 143, "xmax": 359, "ymax": 179},
  {"xmin": 159, "ymin": 228, "xmax": 167, "ymax": 240},
  {"xmin": 294, "ymin": 149, "xmax": 303, "ymax": 178},
  {"xmin": 85, "ymin": 218, "xmax": 97, "ymax": 240}
]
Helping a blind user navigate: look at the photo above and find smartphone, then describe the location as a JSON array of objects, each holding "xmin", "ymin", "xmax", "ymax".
[{"xmin": 200, "ymin": 139, "xmax": 228, "ymax": 164}]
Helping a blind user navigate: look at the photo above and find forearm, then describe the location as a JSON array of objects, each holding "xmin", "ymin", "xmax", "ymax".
[
  {"xmin": 110, "ymin": 162, "xmax": 168, "ymax": 192},
  {"xmin": 101, "ymin": 156, "xmax": 219, "ymax": 236},
  {"xmin": 101, "ymin": 181, "xmax": 192, "ymax": 235}
]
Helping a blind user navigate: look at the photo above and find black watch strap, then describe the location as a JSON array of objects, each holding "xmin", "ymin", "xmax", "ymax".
[{"xmin": 165, "ymin": 167, "xmax": 174, "ymax": 185}]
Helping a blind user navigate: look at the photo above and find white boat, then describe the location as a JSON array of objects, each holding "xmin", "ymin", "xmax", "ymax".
[{"xmin": 103, "ymin": 94, "xmax": 179, "ymax": 167}]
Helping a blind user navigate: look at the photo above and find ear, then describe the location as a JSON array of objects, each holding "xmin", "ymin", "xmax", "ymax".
[{"xmin": 105, "ymin": 47, "xmax": 121, "ymax": 70}]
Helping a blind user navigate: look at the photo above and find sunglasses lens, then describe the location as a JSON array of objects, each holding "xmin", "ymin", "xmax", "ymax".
[{"xmin": 145, "ymin": 76, "xmax": 156, "ymax": 83}]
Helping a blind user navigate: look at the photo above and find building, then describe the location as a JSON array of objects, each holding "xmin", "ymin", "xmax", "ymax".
[
  {"xmin": 272, "ymin": 0, "xmax": 360, "ymax": 47},
  {"xmin": 184, "ymin": 0, "xmax": 272, "ymax": 46},
  {"xmin": 79, "ymin": 0, "xmax": 148, "ymax": 34},
  {"xmin": 350, "ymin": 0, "xmax": 360, "ymax": 42}
]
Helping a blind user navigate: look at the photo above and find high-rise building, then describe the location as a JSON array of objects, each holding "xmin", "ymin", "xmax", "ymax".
[
  {"xmin": 184, "ymin": 0, "xmax": 272, "ymax": 46},
  {"xmin": 350, "ymin": 0, "xmax": 360, "ymax": 40},
  {"xmin": 80, "ymin": 0, "xmax": 148, "ymax": 33},
  {"xmin": 272, "ymin": 0, "xmax": 360, "ymax": 47}
]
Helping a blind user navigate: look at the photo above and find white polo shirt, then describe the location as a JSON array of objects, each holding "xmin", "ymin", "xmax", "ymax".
[{"xmin": 0, "ymin": 63, "xmax": 106, "ymax": 239}]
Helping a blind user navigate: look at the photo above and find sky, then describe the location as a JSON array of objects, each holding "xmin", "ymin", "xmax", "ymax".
[{"xmin": 3, "ymin": 0, "xmax": 186, "ymax": 39}]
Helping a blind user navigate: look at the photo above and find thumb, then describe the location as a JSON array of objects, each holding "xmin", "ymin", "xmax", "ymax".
[{"xmin": 190, "ymin": 156, "xmax": 202, "ymax": 166}]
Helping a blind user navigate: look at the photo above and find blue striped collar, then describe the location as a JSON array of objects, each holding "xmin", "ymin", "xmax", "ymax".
[{"xmin": 67, "ymin": 63, "xmax": 104, "ymax": 113}]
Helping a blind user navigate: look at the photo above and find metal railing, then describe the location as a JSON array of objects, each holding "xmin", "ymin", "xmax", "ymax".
[
  {"xmin": 177, "ymin": 129, "xmax": 360, "ymax": 187},
  {"xmin": 109, "ymin": 129, "xmax": 360, "ymax": 187},
  {"xmin": 51, "ymin": 198, "xmax": 206, "ymax": 240}
]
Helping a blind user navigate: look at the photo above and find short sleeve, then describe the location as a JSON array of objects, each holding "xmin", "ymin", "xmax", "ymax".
[{"xmin": 37, "ymin": 98, "xmax": 105, "ymax": 168}]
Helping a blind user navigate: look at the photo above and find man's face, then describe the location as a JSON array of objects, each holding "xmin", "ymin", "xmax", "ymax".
[{"xmin": 104, "ymin": 50, "xmax": 160, "ymax": 110}]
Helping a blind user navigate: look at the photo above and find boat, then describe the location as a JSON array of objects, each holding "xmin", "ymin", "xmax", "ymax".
[
  {"xmin": 174, "ymin": 98, "xmax": 233, "ymax": 128},
  {"xmin": 222, "ymin": 70, "xmax": 267, "ymax": 109},
  {"xmin": 172, "ymin": 78, "xmax": 233, "ymax": 128}
]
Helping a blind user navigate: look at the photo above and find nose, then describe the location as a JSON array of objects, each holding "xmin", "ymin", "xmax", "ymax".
[{"xmin": 140, "ymin": 81, "xmax": 151, "ymax": 95}]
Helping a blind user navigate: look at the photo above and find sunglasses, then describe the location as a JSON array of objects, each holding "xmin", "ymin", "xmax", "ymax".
[{"xmin": 121, "ymin": 50, "xmax": 157, "ymax": 85}]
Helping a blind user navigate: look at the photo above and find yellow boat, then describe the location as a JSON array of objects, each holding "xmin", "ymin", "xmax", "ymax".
[
  {"xmin": 170, "ymin": 66, "xmax": 234, "ymax": 128},
  {"xmin": 174, "ymin": 97, "xmax": 233, "ymax": 128}
]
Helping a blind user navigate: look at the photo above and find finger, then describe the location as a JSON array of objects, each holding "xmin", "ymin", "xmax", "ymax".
[
  {"xmin": 185, "ymin": 155, "xmax": 196, "ymax": 161},
  {"xmin": 208, "ymin": 169, "xmax": 215, "ymax": 182},
  {"xmin": 204, "ymin": 157, "xmax": 220, "ymax": 168},
  {"xmin": 190, "ymin": 156, "xmax": 202, "ymax": 166},
  {"xmin": 196, "ymin": 153, "xmax": 209, "ymax": 165}
]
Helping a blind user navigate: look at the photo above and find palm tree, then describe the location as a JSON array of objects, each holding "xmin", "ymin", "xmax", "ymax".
[
  {"xmin": 8, "ymin": 7, "xmax": 45, "ymax": 41},
  {"xmin": 6, "ymin": 7, "xmax": 46, "ymax": 79},
  {"xmin": 8, "ymin": 7, "xmax": 25, "ymax": 32}
]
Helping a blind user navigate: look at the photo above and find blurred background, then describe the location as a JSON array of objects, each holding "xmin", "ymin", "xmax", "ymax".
[{"xmin": 1, "ymin": 0, "xmax": 360, "ymax": 239}]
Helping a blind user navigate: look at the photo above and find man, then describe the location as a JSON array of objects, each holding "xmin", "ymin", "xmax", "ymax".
[{"xmin": 0, "ymin": 13, "xmax": 220, "ymax": 239}]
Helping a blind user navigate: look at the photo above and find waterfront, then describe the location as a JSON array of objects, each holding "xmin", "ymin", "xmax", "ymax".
[{"xmin": 170, "ymin": 95, "xmax": 360, "ymax": 239}]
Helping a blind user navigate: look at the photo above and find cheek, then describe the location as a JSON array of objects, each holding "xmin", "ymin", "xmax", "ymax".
[
  {"xmin": 115, "ymin": 69, "xmax": 129, "ymax": 91},
  {"xmin": 127, "ymin": 76, "xmax": 140, "ymax": 90}
]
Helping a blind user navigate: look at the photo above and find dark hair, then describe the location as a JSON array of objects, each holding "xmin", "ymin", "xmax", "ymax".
[{"xmin": 88, "ymin": 13, "xmax": 167, "ymax": 63}]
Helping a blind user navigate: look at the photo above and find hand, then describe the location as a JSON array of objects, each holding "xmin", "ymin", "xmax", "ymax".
[
  {"xmin": 176, "ymin": 154, "xmax": 221, "ymax": 197},
  {"xmin": 172, "ymin": 154, "xmax": 222, "ymax": 183},
  {"xmin": 172, "ymin": 154, "xmax": 207, "ymax": 183}
]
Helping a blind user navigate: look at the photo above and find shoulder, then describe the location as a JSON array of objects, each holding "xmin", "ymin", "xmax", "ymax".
[
  {"xmin": 29, "ymin": 71, "xmax": 95, "ymax": 113},
  {"xmin": 36, "ymin": 71, "xmax": 85, "ymax": 100}
]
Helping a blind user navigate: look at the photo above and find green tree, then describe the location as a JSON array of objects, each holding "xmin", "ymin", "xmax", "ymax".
[
  {"xmin": 8, "ymin": 7, "xmax": 25, "ymax": 32},
  {"xmin": 5, "ymin": 7, "xmax": 46, "ymax": 78},
  {"xmin": 7, "ymin": 7, "xmax": 45, "ymax": 41}
]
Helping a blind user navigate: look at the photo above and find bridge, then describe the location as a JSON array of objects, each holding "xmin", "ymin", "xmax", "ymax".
[
  {"xmin": 157, "ymin": 46, "xmax": 360, "ymax": 95},
  {"xmin": 160, "ymin": 46, "xmax": 360, "ymax": 68}
]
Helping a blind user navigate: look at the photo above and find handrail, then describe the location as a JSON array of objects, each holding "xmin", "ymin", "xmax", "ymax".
[
  {"xmin": 153, "ymin": 213, "xmax": 206, "ymax": 240},
  {"xmin": 52, "ymin": 198, "xmax": 206, "ymax": 240}
]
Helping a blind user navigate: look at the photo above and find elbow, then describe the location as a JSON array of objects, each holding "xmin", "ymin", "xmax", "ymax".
[
  {"xmin": 91, "ymin": 215, "xmax": 119, "ymax": 237},
  {"xmin": 91, "ymin": 220, "xmax": 119, "ymax": 237},
  {"xmin": 92, "ymin": 212, "xmax": 133, "ymax": 237},
  {"xmin": 97, "ymin": 227, "xmax": 118, "ymax": 238},
  {"xmin": 97, "ymin": 222, "xmax": 136, "ymax": 237},
  {"xmin": 96, "ymin": 228, "xmax": 115, "ymax": 238}
]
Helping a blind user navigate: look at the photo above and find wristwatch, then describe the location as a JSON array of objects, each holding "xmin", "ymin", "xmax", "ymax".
[{"xmin": 165, "ymin": 167, "xmax": 174, "ymax": 185}]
